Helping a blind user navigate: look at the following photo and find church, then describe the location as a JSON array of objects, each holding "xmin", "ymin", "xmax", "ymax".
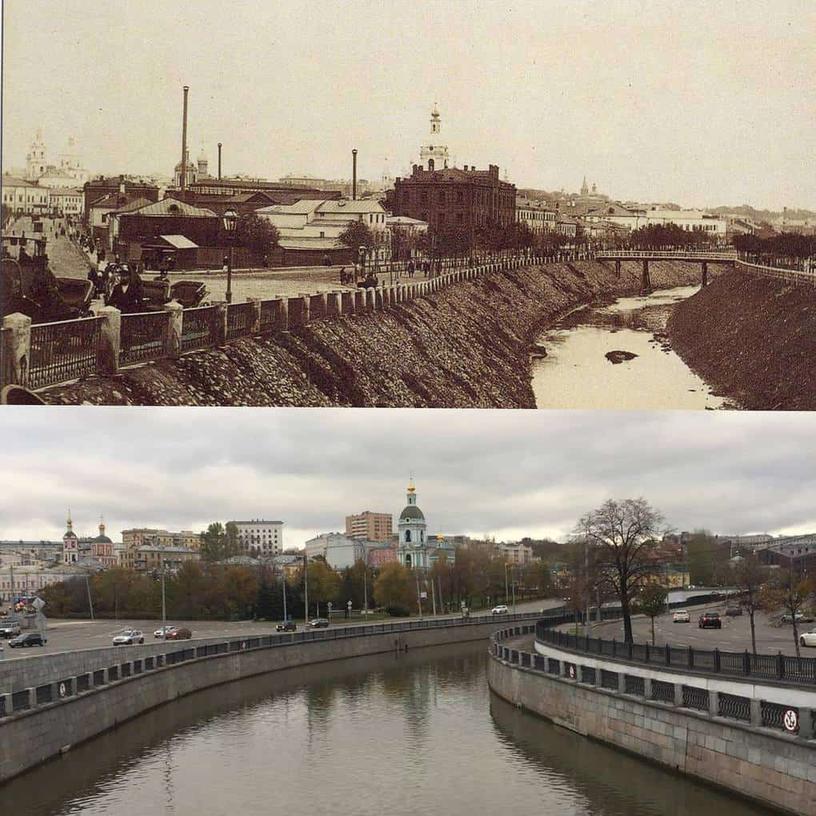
[{"xmin": 396, "ymin": 480, "xmax": 455, "ymax": 569}]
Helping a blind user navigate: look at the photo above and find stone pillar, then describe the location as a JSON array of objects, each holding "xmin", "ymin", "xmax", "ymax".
[
  {"xmin": 708, "ymin": 690, "xmax": 719, "ymax": 718},
  {"xmin": 2, "ymin": 312, "xmax": 32, "ymax": 386},
  {"xmin": 309, "ymin": 293, "xmax": 327, "ymax": 319},
  {"xmin": 617, "ymin": 673, "xmax": 627, "ymax": 694},
  {"xmin": 246, "ymin": 297, "xmax": 262, "ymax": 334},
  {"xmin": 341, "ymin": 291, "xmax": 355, "ymax": 314},
  {"xmin": 327, "ymin": 292, "xmax": 342, "ymax": 317},
  {"xmin": 643, "ymin": 677, "xmax": 653, "ymax": 699},
  {"xmin": 270, "ymin": 298, "xmax": 288, "ymax": 332},
  {"xmin": 641, "ymin": 259, "xmax": 652, "ymax": 294},
  {"xmin": 374, "ymin": 288, "xmax": 384, "ymax": 309},
  {"xmin": 701, "ymin": 261, "xmax": 708, "ymax": 287},
  {"xmin": 95, "ymin": 306, "xmax": 121, "ymax": 375},
  {"xmin": 354, "ymin": 290, "xmax": 365, "ymax": 311},
  {"xmin": 615, "ymin": 259, "xmax": 621, "ymax": 278},
  {"xmin": 798, "ymin": 707, "xmax": 814, "ymax": 740},
  {"xmin": 381, "ymin": 287, "xmax": 391, "ymax": 308},
  {"xmin": 214, "ymin": 302, "xmax": 228, "ymax": 345},
  {"xmin": 163, "ymin": 301, "xmax": 183, "ymax": 359},
  {"xmin": 0, "ymin": 693, "xmax": 11, "ymax": 716},
  {"xmin": 673, "ymin": 683, "xmax": 683, "ymax": 706},
  {"xmin": 287, "ymin": 296, "xmax": 309, "ymax": 329},
  {"xmin": 750, "ymin": 699, "xmax": 762, "ymax": 727}
]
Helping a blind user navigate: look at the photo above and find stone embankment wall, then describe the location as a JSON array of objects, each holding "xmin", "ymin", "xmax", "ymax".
[
  {"xmin": 668, "ymin": 269, "xmax": 816, "ymax": 410},
  {"xmin": 0, "ymin": 616, "xmax": 524, "ymax": 783},
  {"xmin": 43, "ymin": 260, "xmax": 708, "ymax": 406},
  {"xmin": 489, "ymin": 643, "xmax": 816, "ymax": 816}
]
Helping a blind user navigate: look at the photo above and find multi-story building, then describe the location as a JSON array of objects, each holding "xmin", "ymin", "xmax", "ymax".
[
  {"xmin": 495, "ymin": 541, "xmax": 534, "ymax": 565},
  {"xmin": 231, "ymin": 520, "xmax": 284, "ymax": 556},
  {"xmin": 83, "ymin": 176, "xmax": 160, "ymax": 224},
  {"xmin": 304, "ymin": 532, "xmax": 365, "ymax": 570},
  {"xmin": 133, "ymin": 546, "xmax": 201, "ymax": 573},
  {"xmin": 515, "ymin": 196, "xmax": 557, "ymax": 233},
  {"xmin": 0, "ymin": 563, "xmax": 86, "ymax": 604},
  {"xmin": 345, "ymin": 511, "xmax": 393, "ymax": 542},
  {"xmin": 120, "ymin": 528, "xmax": 200, "ymax": 569},
  {"xmin": 391, "ymin": 164, "xmax": 516, "ymax": 239},
  {"xmin": 2, "ymin": 175, "xmax": 50, "ymax": 216},
  {"xmin": 48, "ymin": 187, "xmax": 84, "ymax": 218}
]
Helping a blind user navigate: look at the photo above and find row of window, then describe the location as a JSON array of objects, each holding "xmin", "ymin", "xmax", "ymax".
[{"xmin": 400, "ymin": 189, "xmax": 513, "ymax": 207}]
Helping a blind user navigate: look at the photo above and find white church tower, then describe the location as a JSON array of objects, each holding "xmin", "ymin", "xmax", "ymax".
[
  {"xmin": 397, "ymin": 478, "xmax": 429, "ymax": 569},
  {"xmin": 419, "ymin": 103, "xmax": 450, "ymax": 171},
  {"xmin": 26, "ymin": 129, "xmax": 48, "ymax": 181}
]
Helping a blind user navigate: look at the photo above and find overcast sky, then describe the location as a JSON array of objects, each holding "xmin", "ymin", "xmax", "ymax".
[
  {"xmin": 3, "ymin": 0, "xmax": 814, "ymax": 210},
  {"xmin": 1, "ymin": 408, "xmax": 815, "ymax": 547}
]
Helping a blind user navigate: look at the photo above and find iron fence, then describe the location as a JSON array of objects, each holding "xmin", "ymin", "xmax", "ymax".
[
  {"xmin": 0, "ymin": 327, "xmax": 13, "ymax": 387},
  {"xmin": 600, "ymin": 669, "xmax": 619, "ymax": 690},
  {"xmin": 651, "ymin": 679, "xmax": 675, "ymax": 704},
  {"xmin": 28, "ymin": 316, "xmax": 102, "ymax": 389},
  {"xmin": 719, "ymin": 692, "xmax": 751, "ymax": 722},
  {"xmin": 761, "ymin": 700, "xmax": 793, "ymax": 731},
  {"xmin": 682, "ymin": 685, "xmax": 709, "ymax": 711},
  {"xmin": 625, "ymin": 674, "xmax": 645, "ymax": 696},
  {"xmin": 120, "ymin": 311, "xmax": 169, "ymax": 366},
  {"xmin": 259, "ymin": 299, "xmax": 282, "ymax": 332},
  {"xmin": 181, "ymin": 305, "xmax": 221, "ymax": 352},
  {"xmin": 226, "ymin": 302, "xmax": 256, "ymax": 340}
]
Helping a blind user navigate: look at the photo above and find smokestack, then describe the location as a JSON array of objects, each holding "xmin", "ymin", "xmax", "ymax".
[
  {"xmin": 180, "ymin": 85, "xmax": 189, "ymax": 191},
  {"xmin": 218, "ymin": 142, "xmax": 222, "ymax": 180},
  {"xmin": 352, "ymin": 148, "xmax": 357, "ymax": 201}
]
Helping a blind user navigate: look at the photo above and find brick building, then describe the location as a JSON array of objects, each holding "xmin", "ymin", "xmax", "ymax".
[
  {"xmin": 83, "ymin": 176, "xmax": 160, "ymax": 223},
  {"xmin": 391, "ymin": 164, "xmax": 516, "ymax": 238},
  {"xmin": 345, "ymin": 511, "xmax": 393, "ymax": 542}
]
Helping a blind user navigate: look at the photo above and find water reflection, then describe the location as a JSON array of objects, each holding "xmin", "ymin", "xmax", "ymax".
[{"xmin": 0, "ymin": 644, "xmax": 767, "ymax": 816}]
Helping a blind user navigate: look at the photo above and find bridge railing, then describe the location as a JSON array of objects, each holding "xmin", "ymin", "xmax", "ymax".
[
  {"xmin": 735, "ymin": 259, "xmax": 816, "ymax": 287},
  {"xmin": 596, "ymin": 250, "xmax": 737, "ymax": 260},
  {"xmin": 0, "ymin": 610, "xmax": 541, "ymax": 720},
  {"xmin": 492, "ymin": 614, "xmax": 816, "ymax": 739}
]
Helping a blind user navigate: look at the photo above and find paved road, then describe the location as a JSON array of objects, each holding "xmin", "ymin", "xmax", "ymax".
[{"xmin": 0, "ymin": 598, "xmax": 554, "ymax": 662}]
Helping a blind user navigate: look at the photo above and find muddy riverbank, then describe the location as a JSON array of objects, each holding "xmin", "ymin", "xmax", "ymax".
[{"xmin": 42, "ymin": 260, "xmax": 712, "ymax": 407}]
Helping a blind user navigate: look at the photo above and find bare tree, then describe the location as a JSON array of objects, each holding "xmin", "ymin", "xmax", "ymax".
[
  {"xmin": 729, "ymin": 553, "xmax": 769, "ymax": 655},
  {"xmin": 576, "ymin": 498, "xmax": 665, "ymax": 643},
  {"xmin": 760, "ymin": 564, "xmax": 815, "ymax": 659}
]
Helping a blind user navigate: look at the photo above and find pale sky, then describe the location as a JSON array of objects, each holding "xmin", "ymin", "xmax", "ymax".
[
  {"xmin": 2, "ymin": 0, "xmax": 814, "ymax": 210},
  {"xmin": 1, "ymin": 409, "xmax": 815, "ymax": 547}
]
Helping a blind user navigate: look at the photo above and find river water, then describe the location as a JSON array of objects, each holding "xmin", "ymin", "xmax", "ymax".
[
  {"xmin": 532, "ymin": 286, "xmax": 732, "ymax": 410},
  {"xmin": 0, "ymin": 642, "xmax": 769, "ymax": 815}
]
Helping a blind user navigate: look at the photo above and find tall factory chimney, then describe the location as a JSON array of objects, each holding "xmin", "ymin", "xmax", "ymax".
[
  {"xmin": 180, "ymin": 85, "xmax": 190, "ymax": 191},
  {"xmin": 218, "ymin": 142, "xmax": 223, "ymax": 180},
  {"xmin": 352, "ymin": 148, "xmax": 358, "ymax": 201}
]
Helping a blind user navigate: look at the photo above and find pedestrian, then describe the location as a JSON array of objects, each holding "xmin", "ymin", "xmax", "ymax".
[
  {"xmin": 107, "ymin": 265, "xmax": 144, "ymax": 313},
  {"xmin": 407, "ymin": 259, "xmax": 415, "ymax": 278}
]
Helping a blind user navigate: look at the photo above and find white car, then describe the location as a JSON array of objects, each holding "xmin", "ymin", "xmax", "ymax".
[
  {"xmin": 154, "ymin": 626, "xmax": 177, "ymax": 639},
  {"xmin": 113, "ymin": 629, "xmax": 144, "ymax": 645},
  {"xmin": 799, "ymin": 629, "xmax": 816, "ymax": 648},
  {"xmin": 491, "ymin": 605, "xmax": 509, "ymax": 615},
  {"xmin": 672, "ymin": 610, "xmax": 690, "ymax": 623}
]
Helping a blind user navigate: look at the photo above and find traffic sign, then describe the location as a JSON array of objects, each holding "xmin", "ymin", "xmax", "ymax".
[
  {"xmin": 783, "ymin": 708, "xmax": 799, "ymax": 733},
  {"xmin": 58, "ymin": 682, "xmax": 67, "ymax": 698}
]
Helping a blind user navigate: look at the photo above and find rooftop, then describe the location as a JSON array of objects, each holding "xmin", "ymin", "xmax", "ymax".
[{"xmin": 123, "ymin": 198, "xmax": 217, "ymax": 218}]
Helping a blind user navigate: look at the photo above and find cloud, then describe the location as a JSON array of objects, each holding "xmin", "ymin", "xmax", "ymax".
[{"xmin": 1, "ymin": 408, "xmax": 815, "ymax": 547}]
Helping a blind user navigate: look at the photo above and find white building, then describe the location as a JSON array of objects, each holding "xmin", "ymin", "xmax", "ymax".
[
  {"xmin": 418, "ymin": 103, "xmax": 450, "ymax": 171},
  {"xmin": 49, "ymin": 187, "xmax": 84, "ymax": 217},
  {"xmin": 495, "ymin": 541, "xmax": 534, "ymax": 565},
  {"xmin": 396, "ymin": 480, "xmax": 429, "ymax": 569},
  {"xmin": 0, "ymin": 563, "xmax": 86, "ymax": 604},
  {"xmin": 516, "ymin": 197, "xmax": 557, "ymax": 233},
  {"xmin": 643, "ymin": 209, "xmax": 727, "ymax": 238},
  {"xmin": 304, "ymin": 532, "xmax": 365, "ymax": 570},
  {"xmin": 2, "ymin": 175, "xmax": 50, "ymax": 216},
  {"xmin": 231, "ymin": 519, "xmax": 284, "ymax": 556}
]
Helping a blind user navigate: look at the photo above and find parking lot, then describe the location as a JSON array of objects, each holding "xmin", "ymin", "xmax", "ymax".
[{"xmin": 580, "ymin": 603, "xmax": 814, "ymax": 657}]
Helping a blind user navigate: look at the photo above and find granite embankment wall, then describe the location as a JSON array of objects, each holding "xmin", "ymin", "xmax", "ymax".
[
  {"xmin": 43, "ymin": 260, "xmax": 709, "ymax": 406},
  {"xmin": 668, "ymin": 269, "xmax": 816, "ymax": 410},
  {"xmin": 0, "ymin": 615, "xmax": 530, "ymax": 783},
  {"xmin": 489, "ymin": 638, "xmax": 816, "ymax": 816}
]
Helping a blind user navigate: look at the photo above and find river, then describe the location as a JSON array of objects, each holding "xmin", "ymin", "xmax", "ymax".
[
  {"xmin": 532, "ymin": 285, "xmax": 734, "ymax": 409},
  {"xmin": 0, "ymin": 642, "xmax": 770, "ymax": 815}
]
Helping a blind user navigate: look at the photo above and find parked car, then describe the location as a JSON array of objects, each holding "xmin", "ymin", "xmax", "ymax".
[
  {"xmin": 672, "ymin": 610, "xmax": 690, "ymax": 623},
  {"xmin": 799, "ymin": 629, "xmax": 816, "ymax": 648},
  {"xmin": 724, "ymin": 606, "xmax": 743, "ymax": 617},
  {"xmin": 112, "ymin": 629, "xmax": 144, "ymax": 645},
  {"xmin": 165, "ymin": 627, "xmax": 192, "ymax": 640},
  {"xmin": 308, "ymin": 618, "xmax": 330, "ymax": 628},
  {"xmin": 0, "ymin": 622, "xmax": 21, "ymax": 638},
  {"xmin": 781, "ymin": 612, "xmax": 814, "ymax": 624},
  {"xmin": 154, "ymin": 626, "xmax": 177, "ymax": 639},
  {"xmin": 276, "ymin": 620, "xmax": 297, "ymax": 632},
  {"xmin": 8, "ymin": 632, "xmax": 46, "ymax": 648},
  {"xmin": 698, "ymin": 611, "xmax": 722, "ymax": 629},
  {"xmin": 491, "ymin": 605, "xmax": 509, "ymax": 615}
]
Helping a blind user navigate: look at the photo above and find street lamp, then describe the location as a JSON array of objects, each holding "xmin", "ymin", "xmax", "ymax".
[
  {"xmin": 358, "ymin": 245, "xmax": 367, "ymax": 279},
  {"xmin": 222, "ymin": 207, "xmax": 239, "ymax": 303}
]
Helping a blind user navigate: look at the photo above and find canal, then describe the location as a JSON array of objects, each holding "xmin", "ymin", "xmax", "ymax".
[
  {"xmin": 0, "ymin": 642, "xmax": 770, "ymax": 815},
  {"xmin": 532, "ymin": 285, "xmax": 735, "ymax": 409}
]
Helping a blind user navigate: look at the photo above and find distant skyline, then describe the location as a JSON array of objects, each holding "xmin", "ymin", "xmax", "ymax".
[
  {"xmin": 2, "ymin": 0, "xmax": 815, "ymax": 211},
  {"xmin": 2, "ymin": 409, "xmax": 816, "ymax": 547}
]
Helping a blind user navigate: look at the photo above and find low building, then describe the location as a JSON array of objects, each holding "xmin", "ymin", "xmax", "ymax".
[
  {"xmin": 132, "ymin": 546, "xmax": 200, "ymax": 573},
  {"xmin": 0, "ymin": 563, "xmax": 87, "ymax": 604},
  {"xmin": 345, "ymin": 511, "xmax": 393, "ymax": 543},
  {"xmin": 83, "ymin": 176, "xmax": 160, "ymax": 224},
  {"xmin": 48, "ymin": 187, "xmax": 84, "ymax": 218},
  {"xmin": 2, "ymin": 175, "xmax": 50, "ymax": 217},
  {"xmin": 231, "ymin": 520, "xmax": 284, "ymax": 556},
  {"xmin": 556, "ymin": 214, "xmax": 578, "ymax": 238}
]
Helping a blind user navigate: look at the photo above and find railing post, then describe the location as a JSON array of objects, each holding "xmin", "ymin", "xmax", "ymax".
[
  {"xmin": 713, "ymin": 648, "xmax": 720, "ymax": 672},
  {"xmin": 246, "ymin": 297, "xmax": 262, "ymax": 334},
  {"xmin": 673, "ymin": 683, "xmax": 683, "ymax": 706},
  {"xmin": 164, "ymin": 301, "xmax": 183, "ymax": 359},
  {"xmin": 214, "ymin": 302, "xmax": 228, "ymax": 345},
  {"xmin": 799, "ymin": 708, "xmax": 814, "ymax": 740},
  {"xmin": 95, "ymin": 306, "xmax": 121, "ymax": 375},
  {"xmin": 665, "ymin": 643, "xmax": 671, "ymax": 666},
  {"xmin": 688, "ymin": 645, "xmax": 694, "ymax": 670},
  {"xmin": 1, "ymin": 312, "xmax": 32, "ymax": 386},
  {"xmin": 708, "ymin": 690, "xmax": 719, "ymax": 718},
  {"xmin": 776, "ymin": 651, "xmax": 785, "ymax": 680},
  {"xmin": 743, "ymin": 650, "xmax": 751, "ymax": 676},
  {"xmin": 749, "ymin": 699, "xmax": 761, "ymax": 727}
]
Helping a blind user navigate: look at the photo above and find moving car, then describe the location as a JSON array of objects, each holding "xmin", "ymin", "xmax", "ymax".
[
  {"xmin": 112, "ymin": 629, "xmax": 144, "ymax": 645},
  {"xmin": 672, "ymin": 610, "xmax": 690, "ymax": 623},
  {"xmin": 165, "ymin": 627, "xmax": 192, "ymax": 640},
  {"xmin": 154, "ymin": 626, "xmax": 177, "ymax": 639},
  {"xmin": 8, "ymin": 632, "xmax": 46, "ymax": 648},
  {"xmin": 276, "ymin": 620, "xmax": 297, "ymax": 632},
  {"xmin": 799, "ymin": 629, "xmax": 816, "ymax": 648},
  {"xmin": 781, "ymin": 612, "xmax": 814, "ymax": 624},
  {"xmin": 698, "ymin": 611, "xmax": 722, "ymax": 629},
  {"xmin": 491, "ymin": 605, "xmax": 509, "ymax": 615},
  {"xmin": 724, "ymin": 606, "xmax": 743, "ymax": 617},
  {"xmin": 308, "ymin": 618, "xmax": 330, "ymax": 628},
  {"xmin": 0, "ymin": 622, "xmax": 21, "ymax": 638}
]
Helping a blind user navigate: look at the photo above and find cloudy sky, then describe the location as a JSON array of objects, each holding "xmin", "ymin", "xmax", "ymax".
[
  {"xmin": 1, "ymin": 408, "xmax": 815, "ymax": 547},
  {"xmin": 3, "ymin": 0, "xmax": 814, "ymax": 210}
]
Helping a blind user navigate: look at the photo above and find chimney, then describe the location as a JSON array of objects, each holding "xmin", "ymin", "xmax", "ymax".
[
  {"xmin": 118, "ymin": 174, "xmax": 125, "ymax": 195},
  {"xmin": 218, "ymin": 142, "xmax": 222, "ymax": 180},
  {"xmin": 352, "ymin": 149, "xmax": 358, "ymax": 201},
  {"xmin": 180, "ymin": 85, "xmax": 189, "ymax": 191}
]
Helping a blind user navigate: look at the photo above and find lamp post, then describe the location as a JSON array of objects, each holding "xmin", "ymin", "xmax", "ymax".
[
  {"xmin": 222, "ymin": 207, "xmax": 238, "ymax": 303},
  {"xmin": 358, "ymin": 245, "xmax": 366, "ymax": 280}
]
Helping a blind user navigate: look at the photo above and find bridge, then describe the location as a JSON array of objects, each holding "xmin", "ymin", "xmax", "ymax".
[{"xmin": 595, "ymin": 249, "xmax": 738, "ymax": 292}]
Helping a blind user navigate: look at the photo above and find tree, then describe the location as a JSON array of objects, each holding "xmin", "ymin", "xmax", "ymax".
[
  {"xmin": 338, "ymin": 219, "xmax": 374, "ymax": 251},
  {"xmin": 730, "ymin": 553, "xmax": 769, "ymax": 654},
  {"xmin": 373, "ymin": 562, "xmax": 416, "ymax": 613},
  {"xmin": 760, "ymin": 566, "xmax": 814, "ymax": 659},
  {"xmin": 685, "ymin": 530, "xmax": 729, "ymax": 585},
  {"xmin": 634, "ymin": 584, "xmax": 667, "ymax": 645},
  {"xmin": 305, "ymin": 560, "xmax": 341, "ymax": 617},
  {"xmin": 199, "ymin": 523, "xmax": 228, "ymax": 562},
  {"xmin": 576, "ymin": 498, "xmax": 665, "ymax": 643},
  {"xmin": 237, "ymin": 212, "xmax": 279, "ymax": 255}
]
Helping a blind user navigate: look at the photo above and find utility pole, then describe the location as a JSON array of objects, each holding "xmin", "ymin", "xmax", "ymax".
[
  {"xmin": 362, "ymin": 552, "xmax": 368, "ymax": 617},
  {"xmin": 160, "ymin": 557, "xmax": 167, "ymax": 634},
  {"xmin": 431, "ymin": 575, "xmax": 437, "ymax": 615},
  {"xmin": 85, "ymin": 574, "xmax": 95, "ymax": 621},
  {"xmin": 415, "ymin": 568, "xmax": 423, "ymax": 618},
  {"xmin": 303, "ymin": 554, "xmax": 309, "ymax": 623},
  {"xmin": 504, "ymin": 562, "xmax": 509, "ymax": 604},
  {"xmin": 282, "ymin": 571, "xmax": 288, "ymax": 622},
  {"xmin": 438, "ymin": 574, "xmax": 444, "ymax": 615}
]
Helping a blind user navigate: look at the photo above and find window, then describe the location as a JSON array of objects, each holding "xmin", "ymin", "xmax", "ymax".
[
  {"xmin": 457, "ymin": 191, "xmax": 464, "ymax": 204},
  {"xmin": 421, "ymin": 192, "xmax": 428, "ymax": 205},
  {"xmin": 438, "ymin": 192, "xmax": 446, "ymax": 204}
]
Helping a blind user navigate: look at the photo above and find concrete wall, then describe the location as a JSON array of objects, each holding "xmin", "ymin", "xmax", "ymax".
[
  {"xmin": 489, "ymin": 640, "xmax": 816, "ymax": 816},
  {"xmin": 0, "ymin": 614, "xmax": 534, "ymax": 784}
]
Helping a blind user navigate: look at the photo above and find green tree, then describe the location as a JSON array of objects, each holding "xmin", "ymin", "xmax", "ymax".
[
  {"xmin": 634, "ymin": 584, "xmax": 668, "ymax": 645},
  {"xmin": 306, "ymin": 560, "xmax": 341, "ymax": 617},
  {"xmin": 338, "ymin": 219, "xmax": 374, "ymax": 251},
  {"xmin": 576, "ymin": 498, "xmax": 665, "ymax": 644},
  {"xmin": 237, "ymin": 212, "xmax": 279, "ymax": 255},
  {"xmin": 373, "ymin": 562, "xmax": 416, "ymax": 613}
]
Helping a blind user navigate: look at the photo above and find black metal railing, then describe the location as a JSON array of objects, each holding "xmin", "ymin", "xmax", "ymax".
[
  {"xmin": 682, "ymin": 685, "xmax": 709, "ymax": 711},
  {"xmin": 181, "ymin": 305, "xmax": 220, "ymax": 352},
  {"xmin": 28, "ymin": 316, "xmax": 102, "ymax": 389},
  {"xmin": 120, "ymin": 311, "xmax": 169, "ymax": 366},
  {"xmin": 226, "ymin": 302, "xmax": 256, "ymax": 340},
  {"xmin": 719, "ymin": 692, "xmax": 751, "ymax": 722}
]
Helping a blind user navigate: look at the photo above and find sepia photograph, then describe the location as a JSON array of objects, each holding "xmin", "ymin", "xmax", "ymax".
[{"xmin": 1, "ymin": 1, "xmax": 815, "ymax": 815}]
